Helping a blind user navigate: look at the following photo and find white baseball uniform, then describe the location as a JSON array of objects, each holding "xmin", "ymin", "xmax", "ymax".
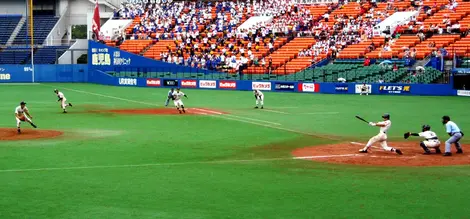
[
  {"xmin": 360, "ymin": 85, "xmax": 369, "ymax": 95},
  {"xmin": 364, "ymin": 120, "xmax": 395, "ymax": 151},
  {"xmin": 172, "ymin": 91, "xmax": 185, "ymax": 107},
  {"xmin": 15, "ymin": 105, "xmax": 32, "ymax": 126},
  {"xmin": 254, "ymin": 90, "xmax": 264, "ymax": 106},
  {"xmin": 57, "ymin": 91, "xmax": 68, "ymax": 109},
  {"xmin": 419, "ymin": 131, "xmax": 440, "ymax": 148}
]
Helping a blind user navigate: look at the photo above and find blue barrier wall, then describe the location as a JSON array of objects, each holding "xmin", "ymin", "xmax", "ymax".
[
  {"xmin": 0, "ymin": 64, "xmax": 88, "ymax": 83},
  {"xmin": 86, "ymin": 70, "xmax": 457, "ymax": 96}
]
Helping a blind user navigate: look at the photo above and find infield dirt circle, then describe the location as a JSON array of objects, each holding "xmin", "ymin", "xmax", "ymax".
[
  {"xmin": 0, "ymin": 128, "xmax": 63, "ymax": 141},
  {"xmin": 292, "ymin": 141, "xmax": 470, "ymax": 167}
]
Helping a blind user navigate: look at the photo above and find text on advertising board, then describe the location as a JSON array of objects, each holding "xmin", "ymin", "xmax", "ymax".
[
  {"xmin": 275, "ymin": 83, "xmax": 295, "ymax": 91},
  {"xmin": 146, "ymin": 79, "xmax": 161, "ymax": 87},
  {"xmin": 219, "ymin": 81, "xmax": 237, "ymax": 89},
  {"xmin": 457, "ymin": 90, "xmax": 470, "ymax": 96},
  {"xmin": 379, "ymin": 85, "xmax": 411, "ymax": 94},
  {"xmin": 118, "ymin": 78, "xmax": 137, "ymax": 86},
  {"xmin": 181, "ymin": 80, "xmax": 197, "ymax": 87},
  {"xmin": 163, "ymin": 79, "xmax": 178, "ymax": 87},
  {"xmin": 335, "ymin": 84, "xmax": 349, "ymax": 92},
  {"xmin": 0, "ymin": 73, "xmax": 11, "ymax": 80},
  {"xmin": 298, "ymin": 83, "xmax": 319, "ymax": 92},
  {"xmin": 199, "ymin": 80, "xmax": 217, "ymax": 88},
  {"xmin": 252, "ymin": 82, "xmax": 272, "ymax": 90}
]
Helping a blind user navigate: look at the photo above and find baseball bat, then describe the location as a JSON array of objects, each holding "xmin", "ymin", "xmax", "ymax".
[{"xmin": 355, "ymin": 115, "xmax": 369, "ymax": 124}]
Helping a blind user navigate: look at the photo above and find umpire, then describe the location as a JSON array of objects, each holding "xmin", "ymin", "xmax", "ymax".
[{"xmin": 442, "ymin": 116, "xmax": 464, "ymax": 156}]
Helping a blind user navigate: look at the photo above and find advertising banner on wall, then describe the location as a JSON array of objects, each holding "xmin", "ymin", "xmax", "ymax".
[
  {"xmin": 181, "ymin": 80, "xmax": 197, "ymax": 88},
  {"xmin": 457, "ymin": 90, "xmax": 470, "ymax": 96},
  {"xmin": 199, "ymin": 80, "xmax": 217, "ymax": 89},
  {"xmin": 146, "ymin": 78, "xmax": 161, "ymax": 87},
  {"xmin": 252, "ymin": 81, "xmax": 272, "ymax": 90},
  {"xmin": 274, "ymin": 82, "xmax": 295, "ymax": 91},
  {"xmin": 219, "ymin": 80, "xmax": 237, "ymax": 89},
  {"xmin": 298, "ymin": 83, "xmax": 320, "ymax": 92},
  {"xmin": 163, "ymin": 79, "xmax": 178, "ymax": 87},
  {"xmin": 335, "ymin": 84, "xmax": 349, "ymax": 93},
  {"xmin": 378, "ymin": 85, "xmax": 411, "ymax": 94},
  {"xmin": 118, "ymin": 78, "xmax": 137, "ymax": 86}
]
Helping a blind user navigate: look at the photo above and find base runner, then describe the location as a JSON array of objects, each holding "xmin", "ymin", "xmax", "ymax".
[
  {"xmin": 15, "ymin": 101, "xmax": 37, "ymax": 134},
  {"xmin": 254, "ymin": 90, "xmax": 264, "ymax": 109},
  {"xmin": 172, "ymin": 88, "xmax": 188, "ymax": 114},
  {"xmin": 404, "ymin": 125, "xmax": 441, "ymax": 154},
  {"xmin": 54, "ymin": 89, "xmax": 73, "ymax": 113},
  {"xmin": 359, "ymin": 113, "xmax": 402, "ymax": 155},
  {"xmin": 165, "ymin": 88, "xmax": 175, "ymax": 107}
]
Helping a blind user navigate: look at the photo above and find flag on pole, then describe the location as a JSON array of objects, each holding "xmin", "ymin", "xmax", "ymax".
[{"xmin": 92, "ymin": 0, "xmax": 101, "ymax": 40}]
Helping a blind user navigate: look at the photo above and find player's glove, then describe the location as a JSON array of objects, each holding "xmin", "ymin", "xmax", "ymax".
[
  {"xmin": 368, "ymin": 122, "xmax": 376, "ymax": 126},
  {"xmin": 58, "ymin": 98, "xmax": 63, "ymax": 102},
  {"xmin": 404, "ymin": 132, "xmax": 411, "ymax": 139}
]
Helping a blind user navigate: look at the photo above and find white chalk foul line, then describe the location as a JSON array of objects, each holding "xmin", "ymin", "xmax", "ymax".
[
  {"xmin": 0, "ymin": 154, "xmax": 360, "ymax": 173},
  {"xmin": 304, "ymin": 112, "xmax": 340, "ymax": 115},
  {"xmin": 262, "ymin": 109, "xmax": 290, "ymax": 114},
  {"xmin": 192, "ymin": 108, "xmax": 282, "ymax": 126}
]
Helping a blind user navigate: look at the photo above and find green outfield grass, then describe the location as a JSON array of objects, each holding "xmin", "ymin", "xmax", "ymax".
[{"xmin": 0, "ymin": 83, "xmax": 469, "ymax": 219}]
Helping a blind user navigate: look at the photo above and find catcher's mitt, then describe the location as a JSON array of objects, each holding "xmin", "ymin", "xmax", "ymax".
[{"xmin": 404, "ymin": 132, "xmax": 411, "ymax": 139}]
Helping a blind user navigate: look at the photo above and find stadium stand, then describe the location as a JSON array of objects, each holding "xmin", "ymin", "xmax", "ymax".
[
  {"xmin": 0, "ymin": 15, "xmax": 21, "ymax": 44},
  {"xmin": 13, "ymin": 16, "xmax": 59, "ymax": 45},
  {"xmin": 24, "ymin": 46, "xmax": 70, "ymax": 64},
  {"xmin": 0, "ymin": 47, "xmax": 30, "ymax": 64},
  {"xmin": 101, "ymin": 0, "xmax": 467, "ymax": 84}
]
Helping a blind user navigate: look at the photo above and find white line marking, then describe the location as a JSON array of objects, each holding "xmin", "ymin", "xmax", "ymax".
[
  {"xmin": 192, "ymin": 108, "xmax": 223, "ymax": 115},
  {"xmin": 42, "ymin": 85, "xmax": 160, "ymax": 107},
  {"xmin": 304, "ymin": 112, "xmax": 340, "ymax": 115},
  {"xmin": 0, "ymin": 156, "xmax": 323, "ymax": 173},
  {"xmin": 294, "ymin": 154, "xmax": 359, "ymax": 159},
  {"xmin": 262, "ymin": 109, "xmax": 290, "ymax": 114},
  {"xmin": 224, "ymin": 114, "xmax": 281, "ymax": 126},
  {"xmin": 0, "ymin": 83, "xmax": 41, "ymax": 85},
  {"xmin": 269, "ymin": 106, "xmax": 299, "ymax": 109}
]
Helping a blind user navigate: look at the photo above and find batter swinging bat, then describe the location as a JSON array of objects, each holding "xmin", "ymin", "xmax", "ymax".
[{"xmin": 355, "ymin": 115, "xmax": 369, "ymax": 124}]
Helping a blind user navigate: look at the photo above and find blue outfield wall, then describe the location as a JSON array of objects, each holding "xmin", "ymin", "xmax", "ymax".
[
  {"xmin": 86, "ymin": 71, "xmax": 457, "ymax": 96},
  {"xmin": 0, "ymin": 64, "xmax": 88, "ymax": 83}
]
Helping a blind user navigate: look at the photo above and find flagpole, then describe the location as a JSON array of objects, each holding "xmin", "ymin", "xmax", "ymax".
[{"xmin": 28, "ymin": 0, "xmax": 35, "ymax": 83}]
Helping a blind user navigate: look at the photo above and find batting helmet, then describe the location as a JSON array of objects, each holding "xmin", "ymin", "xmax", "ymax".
[
  {"xmin": 442, "ymin": 115, "xmax": 450, "ymax": 121},
  {"xmin": 422, "ymin": 125, "xmax": 431, "ymax": 131},
  {"xmin": 382, "ymin": 113, "xmax": 390, "ymax": 119}
]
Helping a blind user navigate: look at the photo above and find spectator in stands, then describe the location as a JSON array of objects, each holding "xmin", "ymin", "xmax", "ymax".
[
  {"xmin": 393, "ymin": 63, "xmax": 398, "ymax": 72},
  {"xmin": 364, "ymin": 56, "xmax": 371, "ymax": 66},
  {"xmin": 417, "ymin": 32, "xmax": 425, "ymax": 42},
  {"xmin": 428, "ymin": 41, "xmax": 436, "ymax": 48}
]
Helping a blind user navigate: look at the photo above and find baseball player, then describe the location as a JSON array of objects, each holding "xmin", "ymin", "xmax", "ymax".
[
  {"xmin": 15, "ymin": 101, "xmax": 37, "ymax": 134},
  {"xmin": 254, "ymin": 90, "xmax": 264, "ymax": 109},
  {"xmin": 404, "ymin": 125, "xmax": 441, "ymax": 154},
  {"xmin": 54, "ymin": 89, "xmax": 72, "ymax": 113},
  {"xmin": 360, "ymin": 83, "xmax": 369, "ymax": 95},
  {"xmin": 359, "ymin": 113, "xmax": 403, "ymax": 155},
  {"xmin": 165, "ymin": 88, "xmax": 175, "ymax": 107},
  {"xmin": 172, "ymin": 88, "xmax": 188, "ymax": 114},
  {"xmin": 442, "ymin": 116, "xmax": 464, "ymax": 156}
]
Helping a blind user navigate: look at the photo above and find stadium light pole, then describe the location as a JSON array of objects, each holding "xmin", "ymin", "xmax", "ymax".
[{"xmin": 27, "ymin": 0, "xmax": 35, "ymax": 83}]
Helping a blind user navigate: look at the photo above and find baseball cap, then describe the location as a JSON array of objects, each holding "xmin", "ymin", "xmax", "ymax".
[{"xmin": 20, "ymin": 101, "xmax": 26, "ymax": 105}]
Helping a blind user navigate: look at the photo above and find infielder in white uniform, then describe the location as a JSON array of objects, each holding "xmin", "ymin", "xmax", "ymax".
[
  {"xmin": 254, "ymin": 90, "xmax": 264, "ymax": 109},
  {"xmin": 360, "ymin": 83, "xmax": 369, "ymax": 96},
  {"xmin": 54, "ymin": 89, "xmax": 73, "ymax": 113},
  {"xmin": 172, "ymin": 88, "xmax": 188, "ymax": 114},
  {"xmin": 359, "ymin": 113, "xmax": 403, "ymax": 155},
  {"xmin": 15, "ymin": 101, "xmax": 37, "ymax": 134},
  {"xmin": 405, "ymin": 125, "xmax": 441, "ymax": 154}
]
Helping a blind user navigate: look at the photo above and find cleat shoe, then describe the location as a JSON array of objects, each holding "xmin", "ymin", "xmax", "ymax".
[
  {"xmin": 254, "ymin": 106, "xmax": 259, "ymax": 109},
  {"xmin": 443, "ymin": 152, "xmax": 452, "ymax": 156},
  {"xmin": 359, "ymin": 149, "xmax": 368, "ymax": 153},
  {"xmin": 179, "ymin": 111, "xmax": 182, "ymax": 114},
  {"xmin": 63, "ymin": 110, "xmax": 67, "ymax": 113},
  {"xmin": 69, "ymin": 103, "xmax": 73, "ymax": 107},
  {"xmin": 261, "ymin": 106, "xmax": 264, "ymax": 109},
  {"xmin": 457, "ymin": 149, "xmax": 463, "ymax": 154},
  {"xmin": 183, "ymin": 109, "xmax": 186, "ymax": 113},
  {"xmin": 435, "ymin": 148, "xmax": 442, "ymax": 154},
  {"xmin": 17, "ymin": 129, "xmax": 21, "ymax": 134},
  {"xmin": 423, "ymin": 151, "xmax": 432, "ymax": 155},
  {"xmin": 395, "ymin": 149, "xmax": 403, "ymax": 155}
]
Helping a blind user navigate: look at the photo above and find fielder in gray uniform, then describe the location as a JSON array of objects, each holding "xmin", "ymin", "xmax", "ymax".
[{"xmin": 442, "ymin": 116, "xmax": 464, "ymax": 156}]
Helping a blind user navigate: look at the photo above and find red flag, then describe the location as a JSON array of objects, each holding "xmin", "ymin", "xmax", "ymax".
[{"xmin": 92, "ymin": 0, "xmax": 101, "ymax": 39}]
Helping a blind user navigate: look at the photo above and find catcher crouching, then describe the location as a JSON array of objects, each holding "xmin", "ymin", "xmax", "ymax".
[{"xmin": 404, "ymin": 125, "xmax": 441, "ymax": 154}]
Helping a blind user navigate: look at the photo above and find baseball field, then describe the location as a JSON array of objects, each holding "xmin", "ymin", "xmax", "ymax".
[{"xmin": 1, "ymin": 83, "xmax": 469, "ymax": 218}]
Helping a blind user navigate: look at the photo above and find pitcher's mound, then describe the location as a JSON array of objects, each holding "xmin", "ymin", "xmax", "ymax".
[
  {"xmin": 0, "ymin": 128, "xmax": 63, "ymax": 141},
  {"xmin": 292, "ymin": 141, "xmax": 470, "ymax": 167}
]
